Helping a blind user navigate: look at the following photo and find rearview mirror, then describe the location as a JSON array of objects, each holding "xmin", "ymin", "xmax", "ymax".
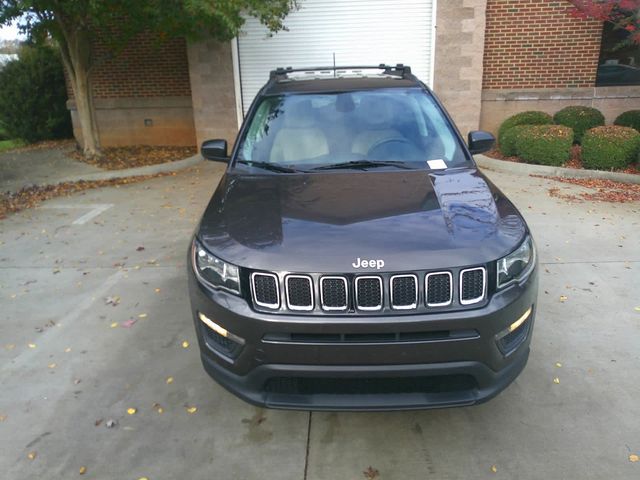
[
  {"xmin": 468, "ymin": 131, "xmax": 495, "ymax": 155},
  {"xmin": 201, "ymin": 139, "xmax": 229, "ymax": 162}
]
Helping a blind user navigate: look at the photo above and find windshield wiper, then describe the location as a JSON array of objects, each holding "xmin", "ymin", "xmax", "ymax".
[
  {"xmin": 311, "ymin": 160, "xmax": 413, "ymax": 171},
  {"xmin": 237, "ymin": 160, "xmax": 302, "ymax": 173}
]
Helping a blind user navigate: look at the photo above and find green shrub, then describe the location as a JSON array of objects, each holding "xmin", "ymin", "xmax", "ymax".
[
  {"xmin": 614, "ymin": 110, "xmax": 640, "ymax": 133},
  {"xmin": 581, "ymin": 126, "xmax": 640, "ymax": 170},
  {"xmin": 498, "ymin": 111, "xmax": 553, "ymax": 153},
  {"xmin": 514, "ymin": 125, "xmax": 573, "ymax": 166},
  {"xmin": 499, "ymin": 125, "xmax": 530, "ymax": 156},
  {"xmin": 553, "ymin": 106, "xmax": 604, "ymax": 144},
  {"xmin": 0, "ymin": 46, "xmax": 72, "ymax": 143}
]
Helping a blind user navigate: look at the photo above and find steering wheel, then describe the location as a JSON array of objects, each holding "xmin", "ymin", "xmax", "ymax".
[{"xmin": 366, "ymin": 137, "xmax": 423, "ymax": 161}]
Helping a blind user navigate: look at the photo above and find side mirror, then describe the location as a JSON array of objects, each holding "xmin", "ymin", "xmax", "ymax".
[
  {"xmin": 468, "ymin": 131, "xmax": 495, "ymax": 155},
  {"xmin": 201, "ymin": 139, "xmax": 229, "ymax": 162}
]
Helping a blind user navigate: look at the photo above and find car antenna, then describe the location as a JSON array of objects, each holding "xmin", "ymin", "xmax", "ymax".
[{"xmin": 333, "ymin": 53, "xmax": 336, "ymax": 77}]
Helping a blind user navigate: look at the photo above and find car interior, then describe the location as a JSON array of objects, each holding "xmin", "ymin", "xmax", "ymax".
[{"xmin": 239, "ymin": 90, "xmax": 461, "ymax": 168}]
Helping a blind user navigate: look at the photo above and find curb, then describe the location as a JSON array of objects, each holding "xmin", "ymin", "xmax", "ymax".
[
  {"xmin": 53, "ymin": 154, "xmax": 205, "ymax": 184},
  {"xmin": 475, "ymin": 154, "xmax": 640, "ymax": 185}
]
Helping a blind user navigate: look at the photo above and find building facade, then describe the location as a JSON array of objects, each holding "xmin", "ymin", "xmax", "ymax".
[{"xmin": 67, "ymin": 0, "xmax": 640, "ymax": 148}]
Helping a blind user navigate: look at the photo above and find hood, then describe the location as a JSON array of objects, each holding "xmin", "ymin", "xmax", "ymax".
[{"xmin": 197, "ymin": 168, "xmax": 527, "ymax": 273}]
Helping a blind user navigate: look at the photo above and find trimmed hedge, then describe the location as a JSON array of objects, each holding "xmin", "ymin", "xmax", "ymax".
[
  {"xmin": 499, "ymin": 125, "xmax": 530, "ymax": 157},
  {"xmin": 553, "ymin": 106, "xmax": 604, "ymax": 144},
  {"xmin": 514, "ymin": 125, "xmax": 573, "ymax": 166},
  {"xmin": 0, "ymin": 46, "xmax": 72, "ymax": 143},
  {"xmin": 614, "ymin": 110, "xmax": 640, "ymax": 133},
  {"xmin": 498, "ymin": 111, "xmax": 553, "ymax": 154},
  {"xmin": 581, "ymin": 126, "xmax": 640, "ymax": 170}
]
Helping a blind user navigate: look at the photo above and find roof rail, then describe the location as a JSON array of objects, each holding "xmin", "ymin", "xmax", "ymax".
[{"xmin": 269, "ymin": 64, "xmax": 413, "ymax": 80}]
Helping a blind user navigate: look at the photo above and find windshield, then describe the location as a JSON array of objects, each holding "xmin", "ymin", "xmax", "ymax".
[{"xmin": 235, "ymin": 88, "xmax": 471, "ymax": 171}]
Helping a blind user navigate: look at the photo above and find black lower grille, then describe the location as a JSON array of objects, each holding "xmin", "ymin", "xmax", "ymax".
[
  {"xmin": 355, "ymin": 277, "xmax": 382, "ymax": 309},
  {"xmin": 286, "ymin": 276, "xmax": 313, "ymax": 310},
  {"xmin": 264, "ymin": 375, "xmax": 477, "ymax": 396},
  {"xmin": 252, "ymin": 273, "xmax": 279, "ymax": 308},
  {"xmin": 461, "ymin": 268, "xmax": 485, "ymax": 304},
  {"xmin": 321, "ymin": 277, "xmax": 348, "ymax": 310},
  {"xmin": 391, "ymin": 275, "xmax": 417, "ymax": 308},
  {"xmin": 426, "ymin": 272, "xmax": 452, "ymax": 306}
]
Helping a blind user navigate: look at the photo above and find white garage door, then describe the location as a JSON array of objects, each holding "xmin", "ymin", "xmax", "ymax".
[{"xmin": 236, "ymin": 0, "xmax": 436, "ymax": 116}]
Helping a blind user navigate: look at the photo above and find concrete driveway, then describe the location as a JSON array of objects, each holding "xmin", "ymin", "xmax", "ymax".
[{"xmin": 1, "ymin": 162, "xmax": 638, "ymax": 479}]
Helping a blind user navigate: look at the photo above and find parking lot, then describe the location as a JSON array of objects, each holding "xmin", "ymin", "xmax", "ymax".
[{"xmin": 1, "ymin": 161, "xmax": 639, "ymax": 479}]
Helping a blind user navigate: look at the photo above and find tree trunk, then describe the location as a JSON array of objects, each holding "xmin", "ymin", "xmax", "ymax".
[{"xmin": 57, "ymin": 24, "xmax": 101, "ymax": 158}]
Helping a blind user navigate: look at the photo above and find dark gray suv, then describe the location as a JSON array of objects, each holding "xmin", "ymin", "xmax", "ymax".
[{"xmin": 187, "ymin": 65, "xmax": 538, "ymax": 411}]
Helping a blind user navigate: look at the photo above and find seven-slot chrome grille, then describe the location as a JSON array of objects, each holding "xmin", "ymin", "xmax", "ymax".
[{"xmin": 250, "ymin": 267, "xmax": 487, "ymax": 314}]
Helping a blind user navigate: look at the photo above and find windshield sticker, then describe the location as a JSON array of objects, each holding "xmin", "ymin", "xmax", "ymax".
[{"xmin": 427, "ymin": 159, "xmax": 447, "ymax": 170}]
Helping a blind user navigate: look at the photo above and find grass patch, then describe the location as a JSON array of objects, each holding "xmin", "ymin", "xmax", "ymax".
[{"xmin": 0, "ymin": 139, "xmax": 26, "ymax": 153}]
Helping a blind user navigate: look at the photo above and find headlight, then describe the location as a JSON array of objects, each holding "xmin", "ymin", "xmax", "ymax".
[
  {"xmin": 192, "ymin": 239, "xmax": 241, "ymax": 295},
  {"xmin": 497, "ymin": 236, "xmax": 535, "ymax": 289}
]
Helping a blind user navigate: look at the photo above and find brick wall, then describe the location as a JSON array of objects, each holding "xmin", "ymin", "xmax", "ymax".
[
  {"xmin": 483, "ymin": 0, "xmax": 603, "ymax": 89},
  {"xmin": 66, "ymin": 32, "xmax": 192, "ymax": 99}
]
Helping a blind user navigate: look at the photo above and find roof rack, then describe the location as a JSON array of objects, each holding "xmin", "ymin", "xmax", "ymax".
[{"xmin": 269, "ymin": 64, "xmax": 413, "ymax": 80}]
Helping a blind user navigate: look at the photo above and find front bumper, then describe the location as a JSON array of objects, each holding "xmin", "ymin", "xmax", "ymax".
[{"xmin": 187, "ymin": 266, "xmax": 538, "ymax": 411}]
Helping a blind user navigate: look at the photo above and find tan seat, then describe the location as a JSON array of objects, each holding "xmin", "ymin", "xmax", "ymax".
[
  {"xmin": 351, "ymin": 97, "xmax": 404, "ymax": 156},
  {"xmin": 270, "ymin": 100, "xmax": 329, "ymax": 164}
]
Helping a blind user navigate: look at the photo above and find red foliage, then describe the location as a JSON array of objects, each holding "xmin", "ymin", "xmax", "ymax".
[{"xmin": 567, "ymin": 0, "xmax": 640, "ymax": 44}]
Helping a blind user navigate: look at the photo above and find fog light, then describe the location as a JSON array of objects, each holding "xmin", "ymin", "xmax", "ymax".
[
  {"xmin": 496, "ymin": 306, "xmax": 533, "ymax": 355},
  {"xmin": 198, "ymin": 312, "xmax": 245, "ymax": 345},
  {"xmin": 506, "ymin": 306, "xmax": 532, "ymax": 335}
]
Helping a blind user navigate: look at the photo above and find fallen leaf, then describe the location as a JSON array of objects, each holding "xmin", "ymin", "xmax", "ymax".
[
  {"xmin": 94, "ymin": 419, "xmax": 103, "ymax": 427},
  {"xmin": 635, "ymin": 306, "xmax": 640, "ymax": 312},
  {"xmin": 182, "ymin": 341, "xmax": 189, "ymax": 349},
  {"xmin": 166, "ymin": 376, "xmax": 174, "ymax": 384},
  {"xmin": 630, "ymin": 454, "xmax": 639, "ymax": 462},
  {"xmin": 105, "ymin": 419, "xmax": 118, "ymax": 428},
  {"xmin": 48, "ymin": 363, "xmax": 56, "ymax": 369},
  {"xmin": 64, "ymin": 347, "xmax": 72, "ymax": 353},
  {"xmin": 127, "ymin": 407, "xmax": 137, "ymax": 415},
  {"xmin": 136, "ymin": 246, "xmax": 145, "ymax": 251},
  {"xmin": 363, "ymin": 466, "xmax": 380, "ymax": 479},
  {"xmin": 553, "ymin": 377, "xmax": 560, "ymax": 384},
  {"xmin": 110, "ymin": 322, "xmax": 118, "ymax": 328},
  {"xmin": 153, "ymin": 403, "xmax": 164, "ymax": 414},
  {"xmin": 4, "ymin": 344, "xmax": 15, "ymax": 350},
  {"xmin": 27, "ymin": 451, "xmax": 37, "ymax": 460},
  {"xmin": 138, "ymin": 477, "xmax": 149, "ymax": 480},
  {"xmin": 559, "ymin": 295, "xmax": 568, "ymax": 302},
  {"xmin": 186, "ymin": 406, "xmax": 197, "ymax": 414},
  {"xmin": 120, "ymin": 318, "xmax": 137, "ymax": 328},
  {"xmin": 79, "ymin": 466, "xmax": 87, "ymax": 475},
  {"xmin": 28, "ymin": 343, "xmax": 36, "ymax": 349},
  {"xmin": 555, "ymin": 362, "xmax": 562, "ymax": 368},
  {"xmin": 73, "ymin": 379, "xmax": 81, "ymax": 385},
  {"xmin": 154, "ymin": 288, "xmax": 161, "ymax": 293},
  {"xmin": 105, "ymin": 296, "xmax": 120, "ymax": 306},
  {"xmin": 491, "ymin": 465, "xmax": 498, "ymax": 473},
  {"xmin": 138, "ymin": 313, "xmax": 147, "ymax": 318},
  {"xmin": 53, "ymin": 268, "xmax": 60, "ymax": 274},
  {"xmin": 0, "ymin": 414, "xmax": 6, "ymax": 422}
]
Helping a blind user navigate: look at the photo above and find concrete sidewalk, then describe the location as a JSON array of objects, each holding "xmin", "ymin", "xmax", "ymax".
[
  {"xmin": 0, "ymin": 146, "xmax": 203, "ymax": 193},
  {"xmin": 0, "ymin": 146, "xmax": 102, "ymax": 193}
]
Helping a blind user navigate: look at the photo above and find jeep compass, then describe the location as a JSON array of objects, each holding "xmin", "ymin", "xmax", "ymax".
[{"xmin": 187, "ymin": 65, "xmax": 538, "ymax": 411}]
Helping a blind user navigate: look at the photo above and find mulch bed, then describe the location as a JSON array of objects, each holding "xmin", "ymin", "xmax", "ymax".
[
  {"xmin": 485, "ymin": 146, "xmax": 640, "ymax": 176},
  {"xmin": 0, "ymin": 173, "xmax": 177, "ymax": 220},
  {"xmin": 532, "ymin": 175, "xmax": 640, "ymax": 203},
  {"xmin": 68, "ymin": 145, "xmax": 197, "ymax": 170}
]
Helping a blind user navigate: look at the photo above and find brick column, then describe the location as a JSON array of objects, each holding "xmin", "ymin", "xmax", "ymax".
[
  {"xmin": 434, "ymin": 0, "xmax": 488, "ymax": 137},
  {"xmin": 187, "ymin": 40, "xmax": 239, "ymax": 148}
]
